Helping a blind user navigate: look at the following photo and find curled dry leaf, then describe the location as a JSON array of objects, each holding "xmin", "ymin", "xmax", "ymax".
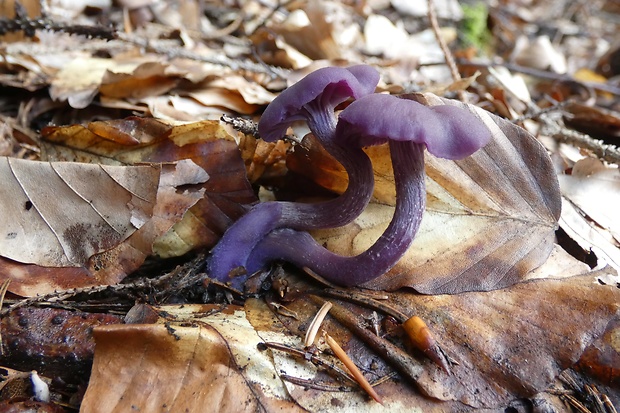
[
  {"xmin": 291, "ymin": 93, "xmax": 561, "ymax": 293},
  {"xmin": 0, "ymin": 159, "xmax": 207, "ymax": 296},
  {"xmin": 41, "ymin": 118, "xmax": 258, "ymax": 258}
]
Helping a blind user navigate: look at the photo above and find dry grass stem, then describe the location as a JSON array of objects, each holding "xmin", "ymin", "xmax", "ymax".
[
  {"xmin": 304, "ymin": 301, "xmax": 333, "ymax": 347},
  {"xmin": 323, "ymin": 332, "xmax": 383, "ymax": 404}
]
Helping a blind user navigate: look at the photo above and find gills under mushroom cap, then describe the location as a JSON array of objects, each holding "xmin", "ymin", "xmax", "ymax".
[{"xmin": 258, "ymin": 65, "xmax": 380, "ymax": 142}]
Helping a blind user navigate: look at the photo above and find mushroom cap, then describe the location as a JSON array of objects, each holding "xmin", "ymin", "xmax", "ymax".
[
  {"xmin": 258, "ymin": 65, "xmax": 380, "ymax": 142},
  {"xmin": 336, "ymin": 94, "xmax": 492, "ymax": 160}
]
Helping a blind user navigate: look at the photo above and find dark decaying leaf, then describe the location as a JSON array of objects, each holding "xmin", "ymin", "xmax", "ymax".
[
  {"xmin": 576, "ymin": 317, "xmax": 620, "ymax": 394},
  {"xmin": 0, "ymin": 307, "xmax": 122, "ymax": 383},
  {"xmin": 290, "ymin": 93, "xmax": 561, "ymax": 294}
]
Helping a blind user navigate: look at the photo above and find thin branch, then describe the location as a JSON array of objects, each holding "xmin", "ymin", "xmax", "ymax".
[
  {"xmin": 115, "ymin": 32, "xmax": 288, "ymax": 79},
  {"xmin": 0, "ymin": 255, "xmax": 207, "ymax": 317},
  {"xmin": 457, "ymin": 60, "xmax": 620, "ymax": 97},
  {"xmin": 263, "ymin": 341, "xmax": 355, "ymax": 382},
  {"xmin": 427, "ymin": 0, "xmax": 465, "ymax": 100},
  {"xmin": 550, "ymin": 127, "xmax": 620, "ymax": 165},
  {"xmin": 279, "ymin": 374, "xmax": 352, "ymax": 392}
]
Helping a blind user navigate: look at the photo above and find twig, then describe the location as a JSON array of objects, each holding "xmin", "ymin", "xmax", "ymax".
[
  {"xmin": 279, "ymin": 374, "xmax": 352, "ymax": 392},
  {"xmin": 0, "ymin": 255, "xmax": 206, "ymax": 317},
  {"xmin": 263, "ymin": 341, "xmax": 355, "ymax": 382},
  {"xmin": 0, "ymin": 2, "xmax": 114, "ymax": 39},
  {"xmin": 456, "ymin": 60, "xmax": 620, "ymax": 97},
  {"xmin": 550, "ymin": 127, "xmax": 620, "ymax": 165},
  {"xmin": 319, "ymin": 288, "xmax": 405, "ymax": 321},
  {"xmin": 427, "ymin": 0, "xmax": 465, "ymax": 101},
  {"xmin": 221, "ymin": 115, "xmax": 260, "ymax": 138}
]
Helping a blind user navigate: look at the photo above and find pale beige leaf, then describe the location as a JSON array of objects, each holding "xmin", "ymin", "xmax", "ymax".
[
  {"xmin": 559, "ymin": 198, "xmax": 620, "ymax": 272},
  {"xmin": 0, "ymin": 157, "xmax": 158, "ymax": 267},
  {"xmin": 559, "ymin": 158, "xmax": 620, "ymax": 242}
]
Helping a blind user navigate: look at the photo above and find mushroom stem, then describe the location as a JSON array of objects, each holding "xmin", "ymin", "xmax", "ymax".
[
  {"xmin": 207, "ymin": 114, "xmax": 374, "ymax": 283},
  {"xmin": 245, "ymin": 140, "xmax": 426, "ymax": 286}
]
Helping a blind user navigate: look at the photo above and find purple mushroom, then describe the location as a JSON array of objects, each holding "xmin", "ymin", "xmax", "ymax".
[
  {"xmin": 244, "ymin": 94, "xmax": 492, "ymax": 286},
  {"xmin": 208, "ymin": 66, "xmax": 380, "ymax": 284}
]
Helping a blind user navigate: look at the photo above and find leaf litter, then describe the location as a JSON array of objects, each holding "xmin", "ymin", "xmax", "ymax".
[{"xmin": 0, "ymin": 0, "xmax": 619, "ymax": 412}]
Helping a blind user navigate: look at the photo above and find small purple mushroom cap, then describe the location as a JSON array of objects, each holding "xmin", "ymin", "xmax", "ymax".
[
  {"xmin": 258, "ymin": 65, "xmax": 380, "ymax": 142},
  {"xmin": 336, "ymin": 94, "xmax": 492, "ymax": 159}
]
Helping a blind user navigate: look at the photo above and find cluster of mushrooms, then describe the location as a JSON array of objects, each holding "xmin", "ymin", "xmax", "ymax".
[{"xmin": 208, "ymin": 65, "xmax": 492, "ymax": 289}]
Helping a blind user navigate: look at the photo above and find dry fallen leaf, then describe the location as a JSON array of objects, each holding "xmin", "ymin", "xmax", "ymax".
[
  {"xmin": 290, "ymin": 93, "xmax": 561, "ymax": 293},
  {"xmin": 0, "ymin": 159, "xmax": 207, "ymax": 296},
  {"xmin": 559, "ymin": 157, "xmax": 620, "ymax": 243},
  {"xmin": 0, "ymin": 157, "xmax": 159, "ymax": 267},
  {"xmin": 81, "ymin": 306, "xmax": 304, "ymax": 413}
]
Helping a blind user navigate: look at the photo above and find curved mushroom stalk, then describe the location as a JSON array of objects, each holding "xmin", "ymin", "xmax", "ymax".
[
  {"xmin": 207, "ymin": 66, "xmax": 380, "ymax": 283},
  {"xmin": 245, "ymin": 140, "xmax": 425, "ymax": 286},
  {"xmin": 244, "ymin": 94, "xmax": 492, "ymax": 286},
  {"xmin": 207, "ymin": 145, "xmax": 373, "ymax": 283}
]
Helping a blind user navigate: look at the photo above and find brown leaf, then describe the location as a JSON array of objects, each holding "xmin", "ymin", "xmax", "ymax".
[
  {"xmin": 576, "ymin": 318, "xmax": 620, "ymax": 389},
  {"xmin": 99, "ymin": 61, "xmax": 179, "ymax": 100},
  {"xmin": 390, "ymin": 272, "xmax": 620, "ymax": 408},
  {"xmin": 1, "ymin": 159, "xmax": 207, "ymax": 296},
  {"xmin": 292, "ymin": 93, "xmax": 561, "ymax": 293},
  {"xmin": 0, "ymin": 157, "xmax": 159, "ymax": 267},
  {"xmin": 81, "ymin": 307, "xmax": 304, "ymax": 413}
]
